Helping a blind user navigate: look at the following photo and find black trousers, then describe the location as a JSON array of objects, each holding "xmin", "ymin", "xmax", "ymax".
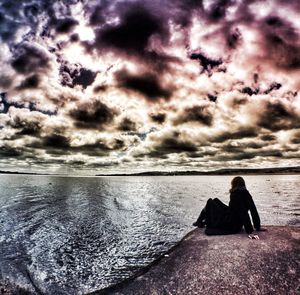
[
  {"xmin": 196, "ymin": 198, "xmax": 242, "ymax": 235},
  {"xmin": 196, "ymin": 198, "xmax": 228, "ymax": 228}
]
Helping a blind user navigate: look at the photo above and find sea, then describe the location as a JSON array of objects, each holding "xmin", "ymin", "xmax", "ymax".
[{"xmin": 0, "ymin": 174, "xmax": 299, "ymax": 294}]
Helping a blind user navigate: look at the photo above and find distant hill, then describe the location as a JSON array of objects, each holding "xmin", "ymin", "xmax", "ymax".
[
  {"xmin": 0, "ymin": 170, "xmax": 50, "ymax": 175},
  {"xmin": 96, "ymin": 167, "xmax": 300, "ymax": 176}
]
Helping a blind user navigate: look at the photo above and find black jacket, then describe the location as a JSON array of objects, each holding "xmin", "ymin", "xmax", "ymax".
[
  {"xmin": 205, "ymin": 188, "xmax": 261, "ymax": 235},
  {"xmin": 228, "ymin": 187, "xmax": 261, "ymax": 234}
]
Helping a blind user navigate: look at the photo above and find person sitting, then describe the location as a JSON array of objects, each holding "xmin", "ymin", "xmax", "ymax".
[{"xmin": 193, "ymin": 176, "xmax": 263, "ymax": 237}]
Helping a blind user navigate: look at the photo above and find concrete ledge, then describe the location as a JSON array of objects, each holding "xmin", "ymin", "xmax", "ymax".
[{"xmin": 99, "ymin": 226, "xmax": 300, "ymax": 295}]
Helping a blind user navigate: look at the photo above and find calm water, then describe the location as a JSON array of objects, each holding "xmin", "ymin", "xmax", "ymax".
[{"xmin": 0, "ymin": 175, "xmax": 299, "ymax": 294}]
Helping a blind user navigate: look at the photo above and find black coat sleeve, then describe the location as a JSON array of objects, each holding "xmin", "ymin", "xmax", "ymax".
[
  {"xmin": 247, "ymin": 193, "xmax": 261, "ymax": 231},
  {"xmin": 230, "ymin": 193, "xmax": 254, "ymax": 234},
  {"xmin": 238, "ymin": 202, "xmax": 254, "ymax": 234}
]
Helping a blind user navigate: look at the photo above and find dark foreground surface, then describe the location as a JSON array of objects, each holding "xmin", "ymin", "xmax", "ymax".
[
  {"xmin": 99, "ymin": 226, "xmax": 300, "ymax": 295},
  {"xmin": 1, "ymin": 226, "xmax": 299, "ymax": 294}
]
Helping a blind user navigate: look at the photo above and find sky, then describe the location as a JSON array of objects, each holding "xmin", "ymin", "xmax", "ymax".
[{"xmin": 0, "ymin": 0, "xmax": 300, "ymax": 174}]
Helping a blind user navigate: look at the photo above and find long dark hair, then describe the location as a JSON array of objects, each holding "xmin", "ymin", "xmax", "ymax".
[{"xmin": 230, "ymin": 176, "xmax": 246, "ymax": 193}]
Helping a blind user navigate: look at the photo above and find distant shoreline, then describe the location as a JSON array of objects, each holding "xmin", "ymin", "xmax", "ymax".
[
  {"xmin": 96, "ymin": 167, "xmax": 300, "ymax": 176},
  {"xmin": 1, "ymin": 167, "xmax": 299, "ymax": 176}
]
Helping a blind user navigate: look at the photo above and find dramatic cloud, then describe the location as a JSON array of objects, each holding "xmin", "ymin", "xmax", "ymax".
[
  {"xmin": 55, "ymin": 18, "xmax": 78, "ymax": 34},
  {"xmin": 0, "ymin": 0, "xmax": 299, "ymax": 173},
  {"xmin": 150, "ymin": 112, "xmax": 167, "ymax": 124},
  {"xmin": 118, "ymin": 117, "xmax": 137, "ymax": 132},
  {"xmin": 11, "ymin": 43, "xmax": 50, "ymax": 74},
  {"xmin": 115, "ymin": 69, "xmax": 172, "ymax": 101},
  {"xmin": 173, "ymin": 104, "xmax": 214, "ymax": 126},
  {"xmin": 69, "ymin": 99, "xmax": 119, "ymax": 129},
  {"xmin": 257, "ymin": 100, "xmax": 300, "ymax": 131},
  {"xmin": 92, "ymin": 4, "xmax": 168, "ymax": 56},
  {"xmin": 59, "ymin": 60, "xmax": 97, "ymax": 89},
  {"xmin": 190, "ymin": 52, "xmax": 224, "ymax": 75},
  {"xmin": 17, "ymin": 75, "xmax": 40, "ymax": 90}
]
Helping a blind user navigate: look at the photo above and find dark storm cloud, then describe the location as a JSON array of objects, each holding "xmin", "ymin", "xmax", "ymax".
[
  {"xmin": 264, "ymin": 82, "xmax": 282, "ymax": 94},
  {"xmin": 159, "ymin": 137, "xmax": 197, "ymax": 152},
  {"xmin": 69, "ymin": 99, "xmax": 119, "ymax": 129},
  {"xmin": 11, "ymin": 43, "xmax": 50, "ymax": 74},
  {"xmin": 260, "ymin": 134, "xmax": 277, "ymax": 142},
  {"xmin": 150, "ymin": 112, "xmax": 166, "ymax": 124},
  {"xmin": 173, "ymin": 105, "xmax": 213, "ymax": 126},
  {"xmin": 226, "ymin": 27, "xmax": 242, "ymax": 49},
  {"xmin": 43, "ymin": 134, "xmax": 70, "ymax": 148},
  {"xmin": 85, "ymin": 1, "xmax": 182, "ymax": 72},
  {"xmin": 291, "ymin": 131, "xmax": 300, "ymax": 144},
  {"xmin": 17, "ymin": 75, "xmax": 40, "ymax": 90},
  {"xmin": 72, "ymin": 69, "xmax": 97, "ymax": 88},
  {"xmin": 215, "ymin": 148, "xmax": 283, "ymax": 162},
  {"xmin": 241, "ymin": 87, "xmax": 259, "ymax": 96},
  {"xmin": 10, "ymin": 116, "xmax": 42, "ymax": 136},
  {"xmin": 89, "ymin": 5, "xmax": 106, "ymax": 27},
  {"xmin": 257, "ymin": 15, "xmax": 300, "ymax": 70},
  {"xmin": 115, "ymin": 69, "xmax": 172, "ymax": 101},
  {"xmin": 87, "ymin": 0, "xmax": 205, "ymax": 52},
  {"xmin": 25, "ymin": 130, "xmax": 126, "ymax": 156},
  {"xmin": 240, "ymin": 82, "xmax": 282, "ymax": 97},
  {"xmin": 207, "ymin": 0, "xmax": 233, "ymax": 22},
  {"xmin": 213, "ymin": 128, "xmax": 258, "ymax": 143},
  {"xmin": 59, "ymin": 60, "xmax": 97, "ymax": 89},
  {"xmin": 0, "ymin": 145, "xmax": 22, "ymax": 157},
  {"xmin": 0, "ymin": 75, "xmax": 12, "ymax": 89},
  {"xmin": 227, "ymin": 96, "xmax": 248, "ymax": 109},
  {"xmin": 90, "ymin": 138, "xmax": 126, "ymax": 152},
  {"xmin": 258, "ymin": 101, "xmax": 300, "ymax": 131},
  {"xmin": 91, "ymin": 3, "xmax": 168, "ymax": 55},
  {"xmin": 132, "ymin": 130, "xmax": 199, "ymax": 158},
  {"xmin": 41, "ymin": 136, "xmax": 126, "ymax": 157},
  {"xmin": 207, "ymin": 94, "xmax": 217, "ymax": 103},
  {"xmin": 55, "ymin": 17, "xmax": 78, "ymax": 33},
  {"xmin": 186, "ymin": 149, "xmax": 218, "ymax": 159},
  {"xmin": 118, "ymin": 117, "xmax": 137, "ymax": 132},
  {"xmin": 148, "ymin": 137, "xmax": 198, "ymax": 158},
  {"xmin": 190, "ymin": 52, "xmax": 223, "ymax": 75},
  {"xmin": 222, "ymin": 141, "xmax": 265, "ymax": 154},
  {"xmin": 93, "ymin": 85, "xmax": 108, "ymax": 93}
]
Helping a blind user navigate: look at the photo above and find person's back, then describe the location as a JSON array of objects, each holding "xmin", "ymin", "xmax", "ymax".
[{"xmin": 229, "ymin": 187, "xmax": 260, "ymax": 234}]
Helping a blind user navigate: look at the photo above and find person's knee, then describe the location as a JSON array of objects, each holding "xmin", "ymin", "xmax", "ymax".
[{"xmin": 207, "ymin": 198, "xmax": 213, "ymax": 205}]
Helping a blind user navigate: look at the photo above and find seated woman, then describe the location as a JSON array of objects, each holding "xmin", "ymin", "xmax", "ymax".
[{"xmin": 193, "ymin": 176, "xmax": 262, "ymax": 237}]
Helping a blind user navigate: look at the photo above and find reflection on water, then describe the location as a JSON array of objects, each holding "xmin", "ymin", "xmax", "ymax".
[{"xmin": 0, "ymin": 174, "xmax": 299, "ymax": 294}]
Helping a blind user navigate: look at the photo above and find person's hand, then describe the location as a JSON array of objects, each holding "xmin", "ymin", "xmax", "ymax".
[{"xmin": 248, "ymin": 234, "xmax": 259, "ymax": 240}]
